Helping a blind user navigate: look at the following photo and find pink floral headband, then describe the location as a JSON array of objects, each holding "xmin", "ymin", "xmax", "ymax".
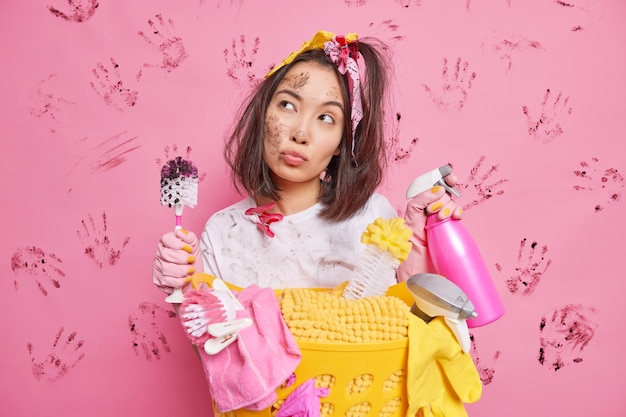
[{"xmin": 266, "ymin": 30, "xmax": 364, "ymax": 154}]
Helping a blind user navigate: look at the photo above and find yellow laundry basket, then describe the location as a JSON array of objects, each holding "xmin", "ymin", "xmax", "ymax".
[{"xmin": 210, "ymin": 280, "xmax": 414, "ymax": 417}]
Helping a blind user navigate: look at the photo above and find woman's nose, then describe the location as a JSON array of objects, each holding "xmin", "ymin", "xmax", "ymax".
[{"xmin": 292, "ymin": 129, "xmax": 307, "ymax": 144}]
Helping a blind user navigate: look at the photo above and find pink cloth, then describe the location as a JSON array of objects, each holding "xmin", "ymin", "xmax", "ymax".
[
  {"xmin": 276, "ymin": 378, "xmax": 329, "ymax": 417},
  {"xmin": 199, "ymin": 284, "xmax": 302, "ymax": 412}
]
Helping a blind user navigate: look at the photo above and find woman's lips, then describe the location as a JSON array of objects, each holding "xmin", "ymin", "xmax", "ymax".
[{"xmin": 281, "ymin": 150, "xmax": 307, "ymax": 166}]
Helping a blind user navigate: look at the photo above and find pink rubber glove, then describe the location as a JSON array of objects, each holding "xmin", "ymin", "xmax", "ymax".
[
  {"xmin": 152, "ymin": 229, "xmax": 203, "ymax": 294},
  {"xmin": 397, "ymin": 174, "xmax": 463, "ymax": 282}
]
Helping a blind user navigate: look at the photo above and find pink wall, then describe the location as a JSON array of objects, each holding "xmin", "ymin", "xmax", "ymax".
[{"xmin": 1, "ymin": 0, "xmax": 625, "ymax": 416}]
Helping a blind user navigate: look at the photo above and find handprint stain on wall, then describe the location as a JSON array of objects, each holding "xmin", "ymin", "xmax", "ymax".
[
  {"xmin": 11, "ymin": 246, "xmax": 65, "ymax": 296},
  {"xmin": 90, "ymin": 58, "xmax": 139, "ymax": 111},
  {"xmin": 470, "ymin": 334, "xmax": 501, "ymax": 385},
  {"xmin": 538, "ymin": 304, "xmax": 598, "ymax": 371},
  {"xmin": 481, "ymin": 33, "xmax": 545, "ymax": 73},
  {"xmin": 137, "ymin": 14, "xmax": 189, "ymax": 80},
  {"xmin": 371, "ymin": 19, "xmax": 406, "ymax": 45},
  {"xmin": 77, "ymin": 212, "xmax": 130, "ymax": 268},
  {"xmin": 466, "ymin": 0, "xmax": 512, "ymax": 13},
  {"xmin": 573, "ymin": 157, "xmax": 624, "ymax": 212},
  {"xmin": 128, "ymin": 302, "xmax": 177, "ymax": 361},
  {"xmin": 388, "ymin": 113, "xmax": 419, "ymax": 163},
  {"xmin": 224, "ymin": 34, "xmax": 265, "ymax": 87},
  {"xmin": 48, "ymin": 0, "xmax": 99, "ymax": 23},
  {"xmin": 27, "ymin": 327, "xmax": 86, "ymax": 382},
  {"xmin": 496, "ymin": 237, "xmax": 552, "ymax": 296},
  {"xmin": 458, "ymin": 156, "xmax": 508, "ymax": 211},
  {"xmin": 345, "ymin": 0, "xmax": 370, "ymax": 7},
  {"xmin": 522, "ymin": 88, "xmax": 572, "ymax": 143},
  {"xmin": 423, "ymin": 57, "xmax": 477, "ymax": 112},
  {"xmin": 29, "ymin": 74, "xmax": 77, "ymax": 133},
  {"xmin": 215, "ymin": 0, "xmax": 244, "ymax": 10},
  {"xmin": 394, "ymin": 0, "xmax": 422, "ymax": 8}
]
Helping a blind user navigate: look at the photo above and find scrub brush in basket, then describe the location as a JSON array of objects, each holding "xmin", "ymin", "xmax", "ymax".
[
  {"xmin": 342, "ymin": 217, "xmax": 413, "ymax": 299},
  {"xmin": 160, "ymin": 156, "xmax": 199, "ymax": 303},
  {"xmin": 180, "ymin": 278, "xmax": 253, "ymax": 355}
]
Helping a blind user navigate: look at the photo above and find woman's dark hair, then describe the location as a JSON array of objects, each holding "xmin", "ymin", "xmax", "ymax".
[{"xmin": 224, "ymin": 37, "xmax": 392, "ymax": 222}]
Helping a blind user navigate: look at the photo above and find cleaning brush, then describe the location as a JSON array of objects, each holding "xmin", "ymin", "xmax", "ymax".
[
  {"xmin": 160, "ymin": 156, "xmax": 199, "ymax": 303},
  {"xmin": 342, "ymin": 217, "xmax": 413, "ymax": 299},
  {"xmin": 180, "ymin": 279, "xmax": 253, "ymax": 355},
  {"xmin": 180, "ymin": 289, "xmax": 235, "ymax": 344}
]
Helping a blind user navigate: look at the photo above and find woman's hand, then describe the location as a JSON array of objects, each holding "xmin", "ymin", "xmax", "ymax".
[{"xmin": 152, "ymin": 229, "xmax": 203, "ymax": 294}]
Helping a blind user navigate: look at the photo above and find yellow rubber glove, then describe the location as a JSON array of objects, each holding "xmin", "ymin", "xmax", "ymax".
[{"xmin": 406, "ymin": 315, "xmax": 482, "ymax": 417}]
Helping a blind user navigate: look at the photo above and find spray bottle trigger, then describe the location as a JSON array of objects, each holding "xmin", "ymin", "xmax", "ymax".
[
  {"xmin": 436, "ymin": 178, "xmax": 462, "ymax": 198},
  {"xmin": 406, "ymin": 164, "xmax": 462, "ymax": 199},
  {"xmin": 444, "ymin": 317, "xmax": 472, "ymax": 353}
]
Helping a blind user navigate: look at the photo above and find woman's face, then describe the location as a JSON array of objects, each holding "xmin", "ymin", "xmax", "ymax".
[{"xmin": 263, "ymin": 61, "xmax": 345, "ymax": 190}]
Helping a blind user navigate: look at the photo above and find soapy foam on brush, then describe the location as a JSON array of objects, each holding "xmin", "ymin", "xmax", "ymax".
[{"xmin": 160, "ymin": 156, "xmax": 198, "ymax": 208}]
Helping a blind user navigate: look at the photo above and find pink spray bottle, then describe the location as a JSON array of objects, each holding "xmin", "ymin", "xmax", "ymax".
[{"xmin": 406, "ymin": 164, "xmax": 505, "ymax": 327}]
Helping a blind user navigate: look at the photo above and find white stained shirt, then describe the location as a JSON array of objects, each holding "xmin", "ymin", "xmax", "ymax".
[{"xmin": 200, "ymin": 192, "xmax": 398, "ymax": 289}]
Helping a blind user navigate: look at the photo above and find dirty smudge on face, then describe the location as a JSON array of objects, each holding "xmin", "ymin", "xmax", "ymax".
[
  {"xmin": 325, "ymin": 81, "xmax": 342, "ymax": 101},
  {"xmin": 285, "ymin": 68, "xmax": 343, "ymax": 107},
  {"xmin": 264, "ymin": 114, "xmax": 282, "ymax": 155},
  {"xmin": 285, "ymin": 71, "xmax": 310, "ymax": 90}
]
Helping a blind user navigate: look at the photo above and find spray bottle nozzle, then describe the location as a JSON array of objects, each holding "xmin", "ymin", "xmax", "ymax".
[
  {"xmin": 406, "ymin": 164, "xmax": 462, "ymax": 199},
  {"xmin": 438, "ymin": 164, "xmax": 453, "ymax": 178},
  {"xmin": 406, "ymin": 273, "xmax": 476, "ymax": 352},
  {"xmin": 406, "ymin": 273, "xmax": 476, "ymax": 320}
]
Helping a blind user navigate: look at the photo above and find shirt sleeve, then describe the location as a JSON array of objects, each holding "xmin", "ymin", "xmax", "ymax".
[{"xmin": 371, "ymin": 192, "xmax": 399, "ymax": 218}]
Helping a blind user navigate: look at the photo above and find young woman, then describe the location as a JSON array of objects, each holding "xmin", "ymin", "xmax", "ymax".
[
  {"xmin": 152, "ymin": 30, "xmax": 462, "ymax": 293},
  {"xmin": 151, "ymin": 31, "xmax": 473, "ymax": 415}
]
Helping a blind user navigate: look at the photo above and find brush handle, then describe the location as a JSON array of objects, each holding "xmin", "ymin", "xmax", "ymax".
[
  {"xmin": 164, "ymin": 212, "xmax": 185, "ymax": 303},
  {"xmin": 202, "ymin": 279, "xmax": 252, "ymax": 353},
  {"xmin": 212, "ymin": 279, "xmax": 246, "ymax": 311},
  {"xmin": 165, "ymin": 203, "xmax": 186, "ymax": 302},
  {"xmin": 208, "ymin": 318, "xmax": 253, "ymax": 337},
  {"xmin": 165, "ymin": 288, "xmax": 184, "ymax": 303},
  {"xmin": 175, "ymin": 202, "xmax": 184, "ymax": 230},
  {"xmin": 204, "ymin": 333, "xmax": 238, "ymax": 355}
]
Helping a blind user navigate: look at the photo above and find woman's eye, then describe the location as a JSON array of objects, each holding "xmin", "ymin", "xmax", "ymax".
[
  {"xmin": 319, "ymin": 114, "xmax": 335, "ymax": 124},
  {"xmin": 280, "ymin": 101, "xmax": 295, "ymax": 111}
]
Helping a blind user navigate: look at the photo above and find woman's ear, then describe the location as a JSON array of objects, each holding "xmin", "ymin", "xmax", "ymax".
[{"xmin": 319, "ymin": 170, "xmax": 332, "ymax": 183}]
